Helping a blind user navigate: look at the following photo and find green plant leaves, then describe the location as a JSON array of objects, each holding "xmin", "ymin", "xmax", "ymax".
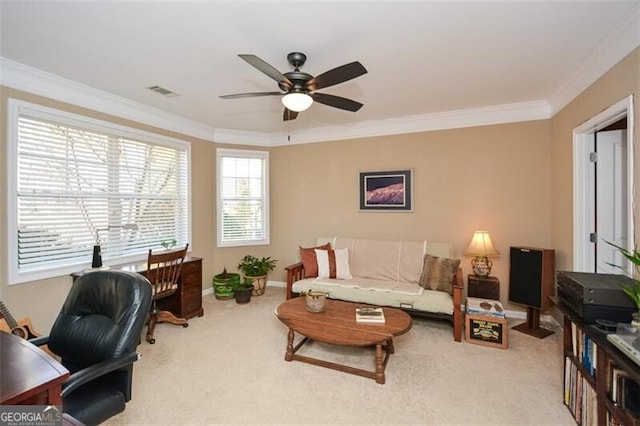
[
  {"xmin": 605, "ymin": 240, "xmax": 640, "ymax": 310},
  {"xmin": 237, "ymin": 255, "xmax": 278, "ymax": 277}
]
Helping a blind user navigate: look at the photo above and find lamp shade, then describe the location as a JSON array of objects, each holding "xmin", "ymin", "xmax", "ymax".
[
  {"xmin": 281, "ymin": 92, "xmax": 313, "ymax": 112},
  {"xmin": 464, "ymin": 231, "xmax": 500, "ymax": 257}
]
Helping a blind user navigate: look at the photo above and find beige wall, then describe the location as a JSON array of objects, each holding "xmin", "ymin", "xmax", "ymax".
[
  {"xmin": 269, "ymin": 121, "xmax": 554, "ymax": 304},
  {"xmin": 1, "ymin": 47, "xmax": 637, "ymax": 331},
  {"xmin": 550, "ymin": 47, "xmax": 640, "ymax": 273}
]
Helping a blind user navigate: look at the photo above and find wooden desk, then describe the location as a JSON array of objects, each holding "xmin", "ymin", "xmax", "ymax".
[
  {"xmin": 0, "ymin": 331, "xmax": 69, "ymax": 405},
  {"xmin": 72, "ymin": 256, "xmax": 204, "ymax": 319}
]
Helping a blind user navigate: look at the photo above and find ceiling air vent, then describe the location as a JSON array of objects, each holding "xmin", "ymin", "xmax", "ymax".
[{"xmin": 147, "ymin": 85, "xmax": 179, "ymax": 97}]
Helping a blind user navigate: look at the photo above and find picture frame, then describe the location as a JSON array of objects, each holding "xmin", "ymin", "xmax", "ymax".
[{"xmin": 359, "ymin": 169, "xmax": 412, "ymax": 211}]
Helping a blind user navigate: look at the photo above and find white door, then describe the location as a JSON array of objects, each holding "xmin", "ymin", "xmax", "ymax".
[
  {"xmin": 573, "ymin": 96, "xmax": 634, "ymax": 274},
  {"xmin": 595, "ymin": 129, "xmax": 627, "ymax": 273}
]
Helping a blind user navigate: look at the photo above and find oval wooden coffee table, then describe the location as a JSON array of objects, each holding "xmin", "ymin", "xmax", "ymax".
[{"xmin": 275, "ymin": 297, "xmax": 412, "ymax": 384}]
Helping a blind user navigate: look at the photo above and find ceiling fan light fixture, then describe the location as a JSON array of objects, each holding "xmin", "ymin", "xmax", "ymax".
[{"xmin": 282, "ymin": 92, "xmax": 313, "ymax": 112}]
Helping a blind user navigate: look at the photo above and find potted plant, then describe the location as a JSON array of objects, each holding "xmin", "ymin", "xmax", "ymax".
[
  {"xmin": 606, "ymin": 241, "xmax": 640, "ymax": 327},
  {"xmin": 212, "ymin": 267, "xmax": 240, "ymax": 300},
  {"xmin": 160, "ymin": 239, "xmax": 177, "ymax": 250},
  {"xmin": 232, "ymin": 278, "xmax": 254, "ymax": 305},
  {"xmin": 237, "ymin": 255, "xmax": 278, "ymax": 296}
]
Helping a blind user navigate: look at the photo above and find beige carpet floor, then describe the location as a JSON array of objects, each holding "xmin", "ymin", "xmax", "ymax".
[{"xmin": 105, "ymin": 286, "xmax": 575, "ymax": 425}]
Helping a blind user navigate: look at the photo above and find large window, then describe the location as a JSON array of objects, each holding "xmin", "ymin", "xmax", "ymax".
[
  {"xmin": 216, "ymin": 148, "xmax": 269, "ymax": 247},
  {"xmin": 7, "ymin": 99, "xmax": 191, "ymax": 284}
]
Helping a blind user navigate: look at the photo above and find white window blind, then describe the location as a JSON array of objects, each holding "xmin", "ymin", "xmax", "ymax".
[
  {"xmin": 217, "ymin": 148, "xmax": 269, "ymax": 247},
  {"xmin": 8, "ymin": 100, "xmax": 190, "ymax": 284}
]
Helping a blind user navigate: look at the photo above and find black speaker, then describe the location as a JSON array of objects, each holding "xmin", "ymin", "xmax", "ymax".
[{"xmin": 509, "ymin": 246, "xmax": 555, "ymax": 338}]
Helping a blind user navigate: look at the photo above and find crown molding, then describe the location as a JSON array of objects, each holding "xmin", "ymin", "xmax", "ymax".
[
  {"xmin": 0, "ymin": 57, "xmax": 218, "ymax": 143},
  {"xmin": 0, "ymin": 56, "xmax": 552, "ymax": 147},
  {"xmin": 212, "ymin": 128, "xmax": 277, "ymax": 146},
  {"xmin": 270, "ymin": 100, "xmax": 552, "ymax": 146},
  {"xmin": 548, "ymin": 3, "xmax": 640, "ymax": 116}
]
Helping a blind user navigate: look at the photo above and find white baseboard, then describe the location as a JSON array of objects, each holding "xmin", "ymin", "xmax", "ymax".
[{"xmin": 501, "ymin": 309, "xmax": 560, "ymax": 328}]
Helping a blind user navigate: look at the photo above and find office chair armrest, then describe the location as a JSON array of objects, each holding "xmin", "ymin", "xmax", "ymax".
[
  {"xmin": 61, "ymin": 352, "xmax": 141, "ymax": 397},
  {"xmin": 29, "ymin": 335, "xmax": 50, "ymax": 347}
]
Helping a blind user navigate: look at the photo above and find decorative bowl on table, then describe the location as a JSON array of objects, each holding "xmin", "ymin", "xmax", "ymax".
[{"xmin": 305, "ymin": 291, "xmax": 328, "ymax": 313}]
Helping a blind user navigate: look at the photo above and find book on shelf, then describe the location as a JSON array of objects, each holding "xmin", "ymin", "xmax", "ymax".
[
  {"xmin": 622, "ymin": 377, "xmax": 640, "ymax": 419},
  {"xmin": 355, "ymin": 306, "xmax": 385, "ymax": 323}
]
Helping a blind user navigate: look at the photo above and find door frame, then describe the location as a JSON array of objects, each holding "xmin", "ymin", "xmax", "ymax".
[{"xmin": 573, "ymin": 95, "xmax": 635, "ymax": 271}]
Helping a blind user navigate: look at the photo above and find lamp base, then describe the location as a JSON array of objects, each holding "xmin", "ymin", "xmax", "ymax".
[{"xmin": 471, "ymin": 256, "xmax": 492, "ymax": 278}]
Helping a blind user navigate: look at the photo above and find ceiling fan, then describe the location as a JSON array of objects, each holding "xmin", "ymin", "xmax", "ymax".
[{"xmin": 220, "ymin": 52, "xmax": 367, "ymax": 121}]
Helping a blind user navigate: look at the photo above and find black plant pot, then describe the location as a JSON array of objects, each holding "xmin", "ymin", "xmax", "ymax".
[{"xmin": 233, "ymin": 285, "xmax": 254, "ymax": 305}]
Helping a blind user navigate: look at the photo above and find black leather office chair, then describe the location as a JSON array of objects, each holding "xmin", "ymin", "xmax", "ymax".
[{"xmin": 31, "ymin": 270, "xmax": 152, "ymax": 426}]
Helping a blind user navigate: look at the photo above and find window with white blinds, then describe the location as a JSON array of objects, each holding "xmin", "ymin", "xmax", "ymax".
[
  {"xmin": 216, "ymin": 148, "xmax": 269, "ymax": 247},
  {"xmin": 7, "ymin": 99, "xmax": 190, "ymax": 284}
]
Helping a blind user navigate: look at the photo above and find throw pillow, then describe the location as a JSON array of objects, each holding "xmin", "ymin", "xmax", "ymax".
[
  {"xmin": 315, "ymin": 248, "xmax": 352, "ymax": 280},
  {"xmin": 418, "ymin": 254, "xmax": 460, "ymax": 295},
  {"xmin": 299, "ymin": 243, "xmax": 331, "ymax": 278}
]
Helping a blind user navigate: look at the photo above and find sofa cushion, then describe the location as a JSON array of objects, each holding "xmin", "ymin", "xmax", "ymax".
[
  {"xmin": 299, "ymin": 243, "xmax": 331, "ymax": 278},
  {"xmin": 292, "ymin": 277, "xmax": 454, "ymax": 315},
  {"xmin": 316, "ymin": 248, "xmax": 352, "ymax": 279},
  {"xmin": 418, "ymin": 254, "xmax": 460, "ymax": 295},
  {"xmin": 425, "ymin": 241, "xmax": 454, "ymax": 258},
  {"xmin": 398, "ymin": 240, "xmax": 428, "ymax": 284},
  {"xmin": 314, "ymin": 276, "xmax": 422, "ymax": 295},
  {"xmin": 336, "ymin": 238, "xmax": 401, "ymax": 282}
]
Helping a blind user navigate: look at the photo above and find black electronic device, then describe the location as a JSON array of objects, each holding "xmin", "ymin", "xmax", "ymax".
[
  {"xmin": 508, "ymin": 246, "xmax": 556, "ymax": 338},
  {"xmin": 595, "ymin": 318, "xmax": 618, "ymax": 332},
  {"xmin": 557, "ymin": 271, "xmax": 636, "ymax": 324}
]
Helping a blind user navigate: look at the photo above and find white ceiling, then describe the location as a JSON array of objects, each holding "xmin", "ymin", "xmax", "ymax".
[{"xmin": 1, "ymin": 1, "xmax": 639, "ymax": 145}]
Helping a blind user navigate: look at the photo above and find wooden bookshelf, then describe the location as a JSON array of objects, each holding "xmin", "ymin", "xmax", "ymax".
[{"xmin": 557, "ymin": 301, "xmax": 640, "ymax": 425}]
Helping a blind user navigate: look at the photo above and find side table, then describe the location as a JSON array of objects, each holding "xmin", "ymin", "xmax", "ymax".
[{"xmin": 468, "ymin": 275, "xmax": 500, "ymax": 300}]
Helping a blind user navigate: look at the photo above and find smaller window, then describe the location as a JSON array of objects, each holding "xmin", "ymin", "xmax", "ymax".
[{"xmin": 216, "ymin": 148, "xmax": 269, "ymax": 247}]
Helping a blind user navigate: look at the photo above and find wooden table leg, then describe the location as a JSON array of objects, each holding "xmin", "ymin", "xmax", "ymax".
[
  {"xmin": 47, "ymin": 384, "xmax": 63, "ymax": 405},
  {"xmin": 285, "ymin": 328, "xmax": 294, "ymax": 361},
  {"xmin": 375, "ymin": 344, "xmax": 385, "ymax": 384},
  {"xmin": 386, "ymin": 338, "xmax": 395, "ymax": 354}
]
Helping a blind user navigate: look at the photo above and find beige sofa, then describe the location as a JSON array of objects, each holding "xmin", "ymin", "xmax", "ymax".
[{"xmin": 285, "ymin": 237, "xmax": 464, "ymax": 341}]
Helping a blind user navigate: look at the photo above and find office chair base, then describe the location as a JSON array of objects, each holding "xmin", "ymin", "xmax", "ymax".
[{"xmin": 146, "ymin": 310, "xmax": 188, "ymax": 344}]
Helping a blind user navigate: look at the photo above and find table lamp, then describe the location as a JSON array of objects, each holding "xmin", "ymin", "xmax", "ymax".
[{"xmin": 464, "ymin": 231, "xmax": 500, "ymax": 278}]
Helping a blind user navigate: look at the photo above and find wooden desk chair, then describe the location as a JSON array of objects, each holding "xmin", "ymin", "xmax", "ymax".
[{"xmin": 145, "ymin": 244, "xmax": 189, "ymax": 344}]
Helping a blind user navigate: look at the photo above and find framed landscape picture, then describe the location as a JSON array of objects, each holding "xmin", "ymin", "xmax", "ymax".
[{"xmin": 359, "ymin": 169, "xmax": 412, "ymax": 211}]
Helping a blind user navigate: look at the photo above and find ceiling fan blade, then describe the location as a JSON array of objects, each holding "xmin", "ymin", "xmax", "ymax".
[
  {"xmin": 283, "ymin": 108, "xmax": 298, "ymax": 121},
  {"xmin": 239, "ymin": 54, "xmax": 292, "ymax": 89},
  {"xmin": 311, "ymin": 93, "xmax": 363, "ymax": 112},
  {"xmin": 306, "ymin": 61, "xmax": 367, "ymax": 91},
  {"xmin": 220, "ymin": 92, "xmax": 282, "ymax": 99}
]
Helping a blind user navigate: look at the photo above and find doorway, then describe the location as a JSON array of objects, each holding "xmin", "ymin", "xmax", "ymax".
[
  {"xmin": 595, "ymin": 126, "xmax": 627, "ymax": 273},
  {"xmin": 573, "ymin": 95, "xmax": 635, "ymax": 273}
]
